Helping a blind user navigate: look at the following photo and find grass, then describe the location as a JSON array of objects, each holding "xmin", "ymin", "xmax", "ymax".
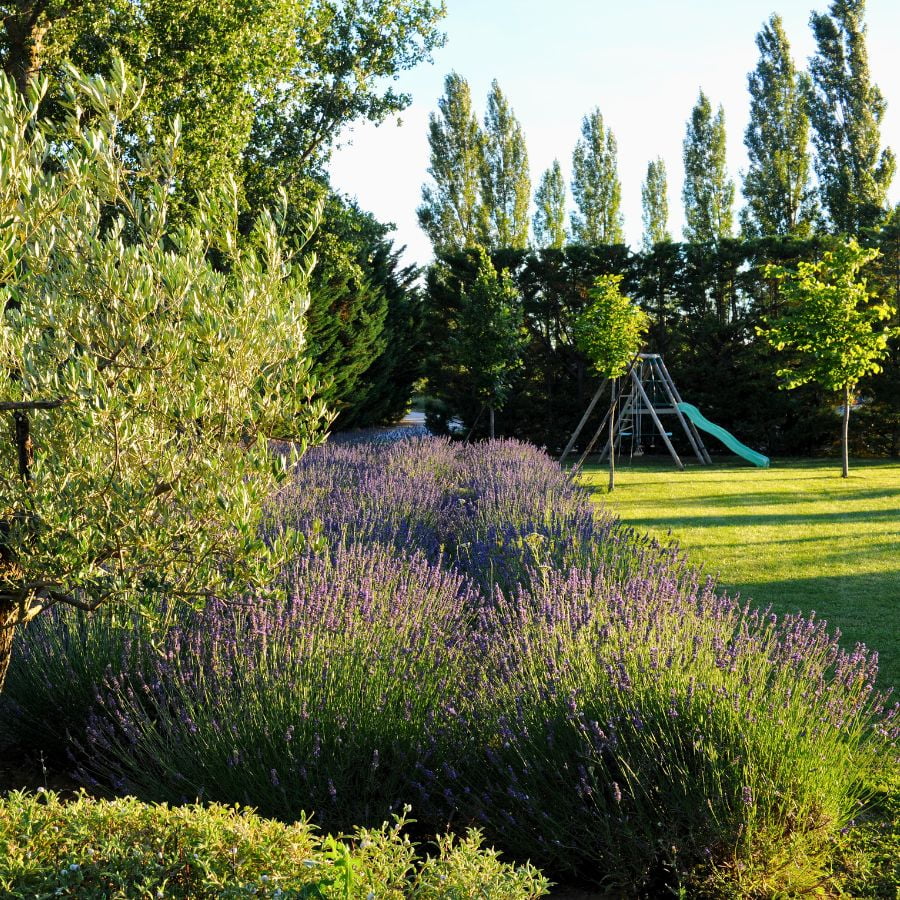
[{"xmin": 578, "ymin": 457, "xmax": 900, "ymax": 691}]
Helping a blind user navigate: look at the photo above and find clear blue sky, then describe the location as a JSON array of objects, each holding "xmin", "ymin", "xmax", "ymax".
[{"xmin": 328, "ymin": 0, "xmax": 900, "ymax": 268}]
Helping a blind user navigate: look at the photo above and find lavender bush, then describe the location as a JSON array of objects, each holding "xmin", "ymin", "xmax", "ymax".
[
  {"xmin": 73, "ymin": 541, "xmax": 475, "ymax": 830},
  {"xmin": 1, "ymin": 603, "xmax": 165, "ymax": 760},
  {"xmin": 274, "ymin": 437, "xmax": 651, "ymax": 593},
  {"xmin": 4, "ymin": 436, "xmax": 896, "ymax": 893},
  {"xmin": 451, "ymin": 561, "xmax": 897, "ymax": 891}
]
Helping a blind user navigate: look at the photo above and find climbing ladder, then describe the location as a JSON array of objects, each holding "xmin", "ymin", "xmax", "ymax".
[{"xmin": 560, "ymin": 353, "xmax": 711, "ymax": 474}]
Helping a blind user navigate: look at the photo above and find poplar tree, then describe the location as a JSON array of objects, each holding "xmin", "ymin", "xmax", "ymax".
[
  {"xmin": 532, "ymin": 160, "xmax": 568, "ymax": 249},
  {"xmin": 807, "ymin": 0, "xmax": 895, "ymax": 234},
  {"xmin": 570, "ymin": 109, "xmax": 624, "ymax": 245},
  {"xmin": 480, "ymin": 80, "xmax": 530, "ymax": 249},
  {"xmin": 682, "ymin": 91, "xmax": 734, "ymax": 242},
  {"xmin": 418, "ymin": 72, "xmax": 484, "ymax": 253},
  {"xmin": 641, "ymin": 158, "xmax": 671, "ymax": 250},
  {"xmin": 742, "ymin": 14, "xmax": 817, "ymax": 237}
]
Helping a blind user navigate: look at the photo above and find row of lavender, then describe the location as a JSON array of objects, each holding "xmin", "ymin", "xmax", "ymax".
[{"xmin": 5, "ymin": 439, "xmax": 896, "ymax": 891}]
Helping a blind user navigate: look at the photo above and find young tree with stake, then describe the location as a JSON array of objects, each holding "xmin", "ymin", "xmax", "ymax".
[
  {"xmin": 574, "ymin": 276, "xmax": 649, "ymax": 491},
  {"xmin": 452, "ymin": 247, "xmax": 525, "ymax": 439},
  {"xmin": 759, "ymin": 239, "xmax": 896, "ymax": 476}
]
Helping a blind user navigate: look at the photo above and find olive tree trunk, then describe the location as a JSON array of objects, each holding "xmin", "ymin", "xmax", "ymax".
[
  {"xmin": 2, "ymin": 4, "xmax": 50, "ymax": 96},
  {"xmin": 0, "ymin": 600, "xmax": 17, "ymax": 695}
]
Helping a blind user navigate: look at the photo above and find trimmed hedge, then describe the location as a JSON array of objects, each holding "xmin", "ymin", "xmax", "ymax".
[{"xmin": 0, "ymin": 790, "xmax": 550, "ymax": 898}]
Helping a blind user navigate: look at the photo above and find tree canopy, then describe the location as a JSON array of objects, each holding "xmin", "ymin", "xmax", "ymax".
[
  {"xmin": 807, "ymin": 0, "xmax": 895, "ymax": 234},
  {"xmin": 479, "ymin": 79, "xmax": 530, "ymax": 249},
  {"xmin": 641, "ymin": 158, "xmax": 671, "ymax": 250},
  {"xmin": 532, "ymin": 160, "xmax": 568, "ymax": 250},
  {"xmin": 570, "ymin": 108, "xmax": 624, "ymax": 246},
  {"xmin": 418, "ymin": 71, "xmax": 484, "ymax": 253},
  {"xmin": 742, "ymin": 14, "xmax": 817, "ymax": 237},
  {"xmin": 2, "ymin": 0, "xmax": 447, "ymax": 200},
  {"xmin": 574, "ymin": 275, "xmax": 649, "ymax": 379}
]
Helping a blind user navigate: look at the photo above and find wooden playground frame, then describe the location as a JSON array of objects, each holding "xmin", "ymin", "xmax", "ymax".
[{"xmin": 559, "ymin": 353, "xmax": 712, "ymax": 475}]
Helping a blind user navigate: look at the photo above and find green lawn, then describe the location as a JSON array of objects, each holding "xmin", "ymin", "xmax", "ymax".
[{"xmin": 578, "ymin": 457, "xmax": 900, "ymax": 690}]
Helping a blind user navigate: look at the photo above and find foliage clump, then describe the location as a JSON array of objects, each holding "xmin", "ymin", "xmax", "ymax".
[
  {"xmin": 0, "ymin": 792, "xmax": 549, "ymax": 898},
  {"xmin": 760, "ymin": 238, "xmax": 897, "ymax": 475},
  {"xmin": 0, "ymin": 62, "xmax": 330, "ymax": 692}
]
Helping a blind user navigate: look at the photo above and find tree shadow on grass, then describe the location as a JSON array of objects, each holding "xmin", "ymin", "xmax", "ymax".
[{"xmin": 623, "ymin": 506, "xmax": 900, "ymax": 528}]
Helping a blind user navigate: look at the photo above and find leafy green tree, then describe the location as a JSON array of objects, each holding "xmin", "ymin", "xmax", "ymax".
[
  {"xmin": 855, "ymin": 209, "xmax": 900, "ymax": 457},
  {"xmin": 0, "ymin": 63, "xmax": 329, "ymax": 693},
  {"xmin": 682, "ymin": 91, "xmax": 734, "ymax": 242},
  {"xmin": 532, "ymin": 160, "xmax": 568, "ymax": 250},
  {"xmin": 807, "ymin": 0, "xmax": 895, "ymax": 234},
  {"xmin": 479, "ymin": 79, "xmax": 530, "ymax": 249},
  {"xmin": 452, "ymin": 247, "xmax": 525, "ymax": 438},
  {"xmin": 574, "ymin": 275, "xmax": 649, "ymax": 490},
  {"xmin": 2, "ymin": 0, "xmax": 301, "ymax": 199},
  {"xmin": 641, "ymin": 158, "xmax": 671, "ymax": 250},
  {"xmin": 742, "ymin": 14, "xmax": 817, "ymax": 237},
  {"xmin": 570, "ymin": 109, "xmax": 624, "ymax": 245},
  {"xmin": 245, "ymin": 0, "xmax": 447, "ymax": 177},
  {"xmin": 3, "ymin": 1, "xmax": 447, "ymax": 198},
  {"xmin": 418, "ymin": 72, "xmax": 484, "ymax": 253},
  {"xmin": 760, "ymin": 239, "xmax": 896, "ymax": 476}
]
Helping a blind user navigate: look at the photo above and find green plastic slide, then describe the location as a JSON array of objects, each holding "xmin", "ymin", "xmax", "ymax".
[{"xmin": 676, "ymin": 402, "xmax": 770, "ymax": 468}]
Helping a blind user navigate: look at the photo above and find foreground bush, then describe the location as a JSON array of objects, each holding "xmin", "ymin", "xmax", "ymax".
[
  {"xmin": 0, "ymin": 791, "xmax": 549, "ymax": 898},
  {"xmin": 5, "ymin": 438, "xmax": 897, "ymax": 893}
]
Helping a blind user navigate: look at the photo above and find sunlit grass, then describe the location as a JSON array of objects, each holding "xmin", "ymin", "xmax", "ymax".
[{"xmin": 579, "ymin": 457, "xmax": 900, "ymax": 690}]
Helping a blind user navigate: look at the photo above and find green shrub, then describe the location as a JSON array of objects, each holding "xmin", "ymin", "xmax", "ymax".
[{"xmin": 0, "ymin": 791, "xmax": 550, "ymax": 898}]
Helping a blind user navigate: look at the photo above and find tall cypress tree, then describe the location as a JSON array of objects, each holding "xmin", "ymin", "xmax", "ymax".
[
  {"xmin": 532, "ymin": 160, "xmax": 568, "ymax": 249},
  {"xmin": 742, "ymin": 15, "xmax": 817, "ymax": 237},
  {"xmin": 570, "ymin": 109, "xmax": 624, "ymax": 245},
  {"xmin": 337, "ymin": 243, "xmax": 423, "ymax": 429},
  {"xmin": 480, "ymin": 80, "xmax": 531, "ymax": 249},
  {"xmin": 807, "ymin": 0, "xmax": 895, "ymax": 234},
  {"xmin": 682, "ymin": 91, "xmax": 734, "ymax": 242},
  {"xmin": 641, "ymin": 158, "xmax": 671, "ymax": 250},
  {"xmin": 418, "ymin": 72, "xmax": 484, "ymax": 252},
  {"xmin": 304, "ymin": 195, "xmax": 391, "ymax": 418}
]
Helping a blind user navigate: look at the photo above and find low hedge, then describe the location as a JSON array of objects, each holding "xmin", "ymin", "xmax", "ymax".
[{"xmin": 0, "ymin": 791, "xmax": 549, "ymax": 898}]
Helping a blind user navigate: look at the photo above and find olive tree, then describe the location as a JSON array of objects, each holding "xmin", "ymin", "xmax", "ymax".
[
  {"xmin": 760, "ymin": 239, "xmax": 896, "ymax": 476},
  {"xmin": 0, "ymin": 61, "xmax": 330, "ymax": 692},
  {"xmin": 574, "ymin": 275, "xmax": 649, "ymax": 491}
]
